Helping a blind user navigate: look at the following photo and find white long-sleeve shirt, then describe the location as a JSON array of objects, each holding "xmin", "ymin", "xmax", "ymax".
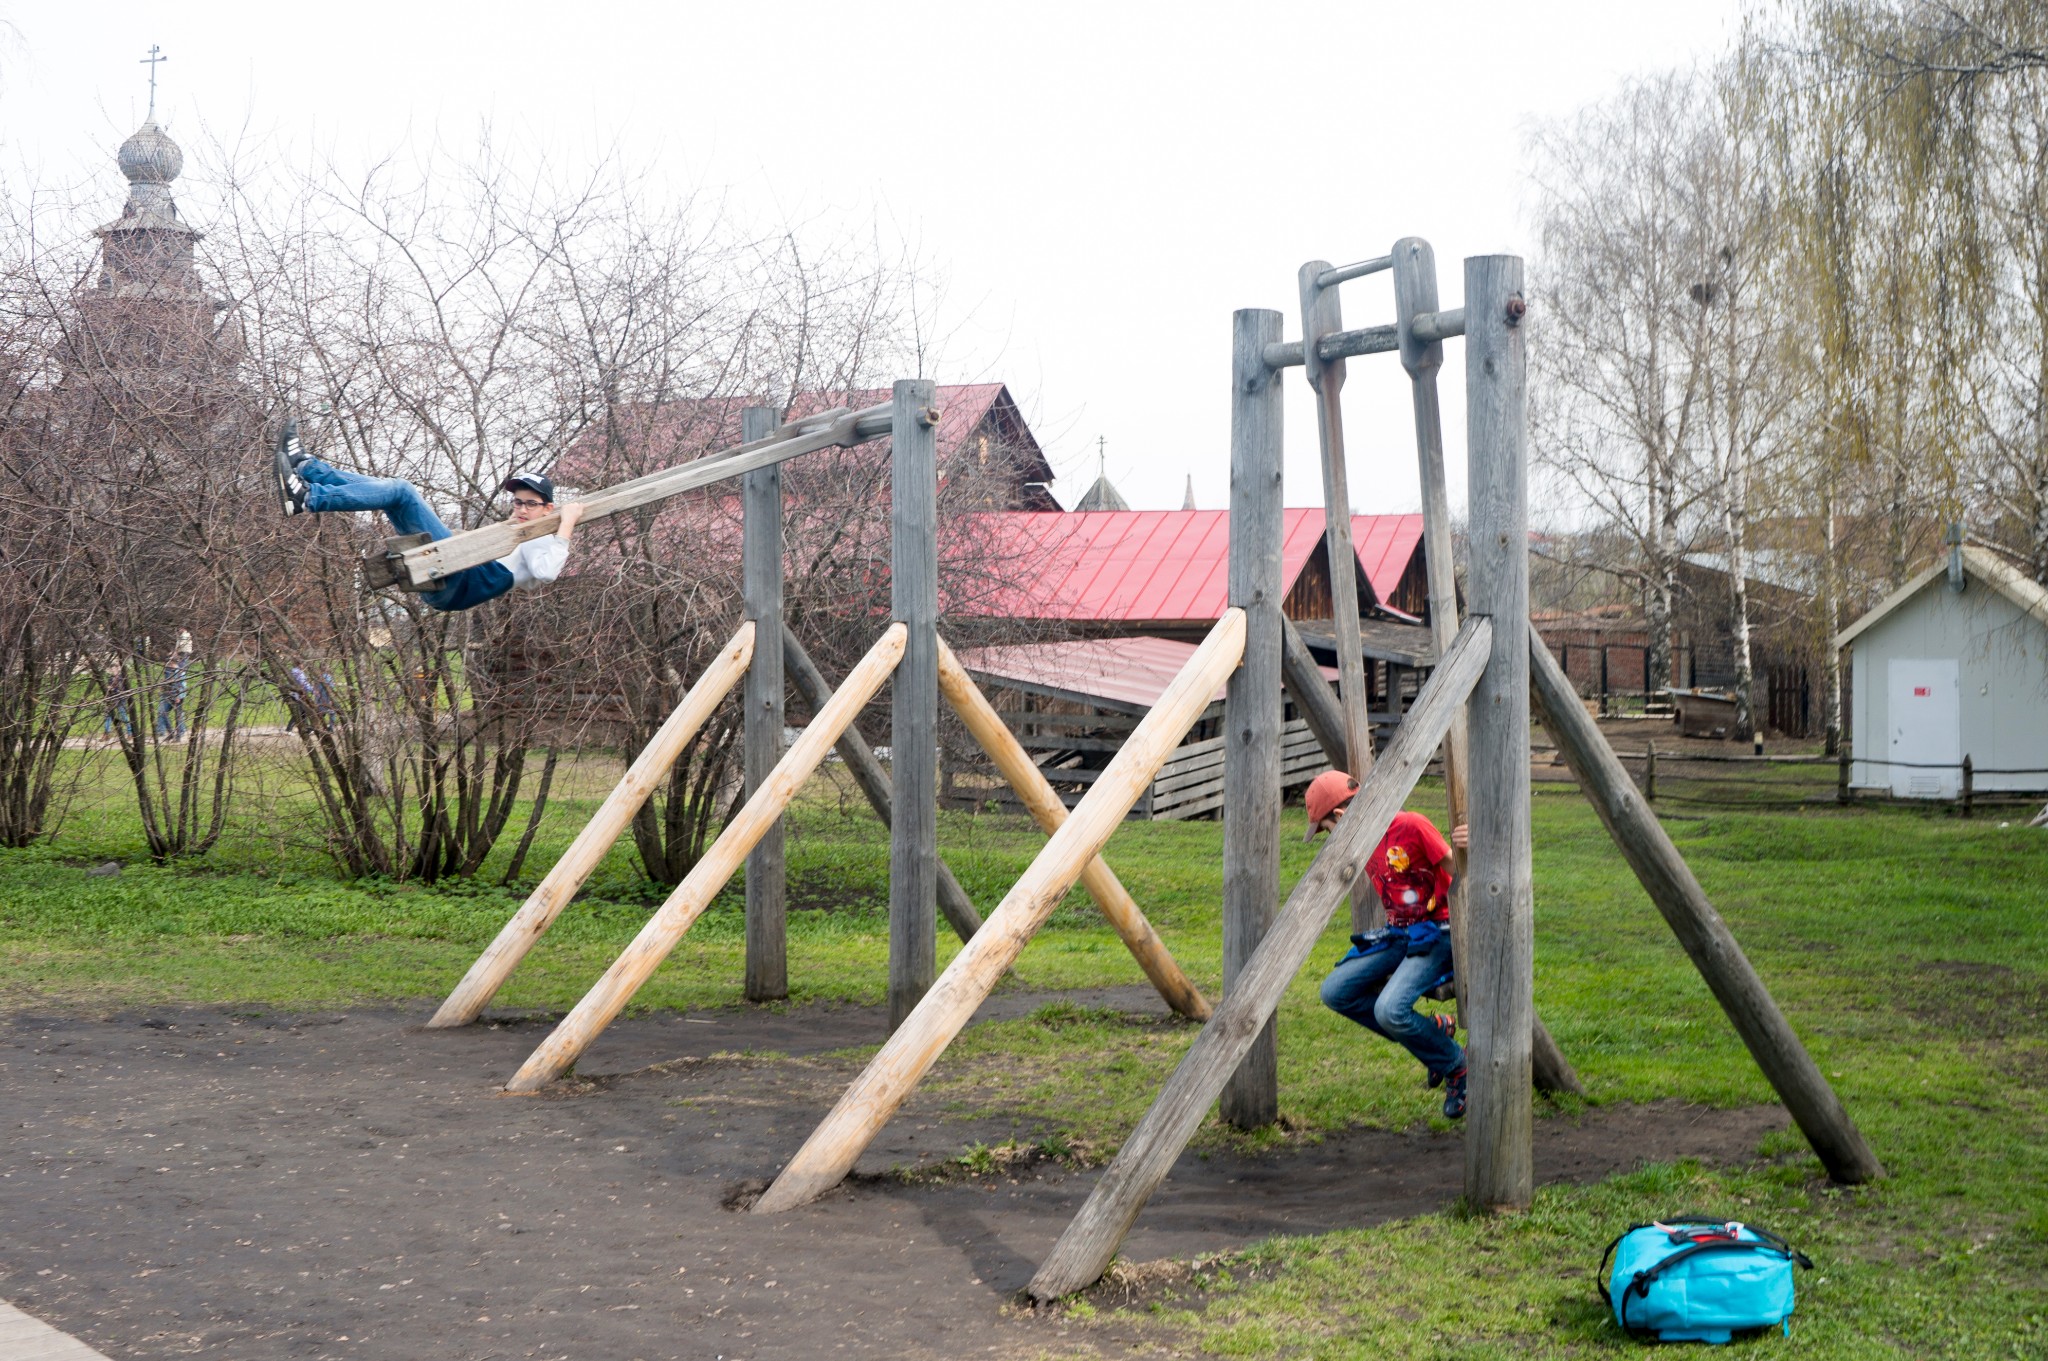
[{"xmin": 497, "ymin": 534, "xmax": 569, "ymax": 590}]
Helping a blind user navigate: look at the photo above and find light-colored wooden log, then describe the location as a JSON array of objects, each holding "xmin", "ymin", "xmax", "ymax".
[
  {"xmin": 890, "ymin": 380, "xmax": 940, "ymax": 1031},
  {"xmin": 934, "ymin": 638, "xmax": 1208, "ymax": 1020},
  {"xmin": 1223, "ymin": 306, "xmax": 1285, "ymax": 1128},
  {"xmin": 395, "ymin": 404, "xmax": 889, "ymax": 588},
  {"xmin": 1528, "ymin": 626, "xmax": 1885, "ymax": 1183},
  {"xmin": 743, "ymin": 405, "xmax": 787, "ymax": 1002},
  {"xmin": 752, "ymin": 610, "xmax": 1248, "ymax": 1214},
  {"xmin": 426, "ymin": 624, "xmax": 755, "ymax": 1029},
  {"xmin": 1462, "ymin": 254, "xmax": 1535, "ymax": 1212},
  {"xmin": 504, "ymin": 624, "xmax": 908, "ymax": 1093},
  {"xmin": 1027, "ymin": 616, "xmax": 1494, "ymax": 1300},
  {"xmin": 1394, "ymin": 238, "xmax": 1583, "ymax": 1099},
  {"xmin": 784, "ymin": 626, "xmax": 984, "ymax": 945},
  {"xmin": 1298, "ymin": 262, "xmax": 1378, "ymax": 936}
]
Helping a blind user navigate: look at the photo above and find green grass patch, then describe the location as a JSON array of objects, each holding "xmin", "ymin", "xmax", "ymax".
[{"xmin": 2, "ymin": 777, "xmax": 2044, "ymax": 1354}]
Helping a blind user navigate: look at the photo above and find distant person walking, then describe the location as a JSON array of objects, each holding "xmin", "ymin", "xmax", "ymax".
[{"xmin": 156, "ymin": 650, "xmax": 190, "ymax": 740}]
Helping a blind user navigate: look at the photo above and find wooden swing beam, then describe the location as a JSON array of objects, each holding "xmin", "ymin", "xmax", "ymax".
[
  {"xmin": 503, "ymin": 623, "xmax": 908, "ymax": 1094},
  {"xmin": 751, "ymin": 609, "xmax": 1247, "ymax": 1214},
  {"xmin": 427, "ymin": 623, "xmax": 757, "ymax": 1028},
  {"xmin": 382, "ymin": 403, "xmax": 896, "ymax": 591}
]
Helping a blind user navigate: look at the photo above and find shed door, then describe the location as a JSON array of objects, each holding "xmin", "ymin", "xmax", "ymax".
[{"xmin": 1887, "ymin": 658, "xmax": 1960, "ymax": 798}]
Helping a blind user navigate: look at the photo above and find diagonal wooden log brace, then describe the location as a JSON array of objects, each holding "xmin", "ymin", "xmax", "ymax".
[
  {"xmin": 933, "ymin": 636, "xmax": 1210, "ymax": 1021},
  {"xmin": 427, "ymin": 624, "xmax": 757, "ymax": 1029},
  {"xmin": 379, "ymin": 403, "xmax": 894, "ymax": 590},
  {"xmin": 502, "ymin": 623, "xmax": 909, "ymax": 1094},
  {"xmin": 1026, "ymin": 615, "xmax": 1493, "ymax": 1301},
  {"xmin": 1527, "ymin": 625, "xmax": 1884, "ymax": 1184},
  {"xmin": 751, "ymin": 609, "xmax": 1248, "ymax": 1215}
]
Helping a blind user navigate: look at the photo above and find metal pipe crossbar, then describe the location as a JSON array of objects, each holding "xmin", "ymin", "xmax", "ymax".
[
  {"xmin": 1261, "ymin": 308, "xmax": 1466, "ymax": 371},
  {"xmin": 1316, "ymin": 255, "xmax": 1393, "ymax": 288}
]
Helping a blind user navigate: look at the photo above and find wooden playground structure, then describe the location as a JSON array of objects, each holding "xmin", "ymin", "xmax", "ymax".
[{"xmin": 395, "ymin": 240, "xmax": 1884, "ymax": 1301}]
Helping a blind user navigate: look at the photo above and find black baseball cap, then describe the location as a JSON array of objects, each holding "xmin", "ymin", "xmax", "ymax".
[{"xmin": 502, "ymin": 471, "xmax": 555, "ymax": 503}]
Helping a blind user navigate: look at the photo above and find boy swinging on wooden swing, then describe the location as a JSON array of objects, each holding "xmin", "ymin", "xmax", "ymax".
[
  {"xmin": 1303, "ymin": 769, "xmax": 1469, "ymax": 1119},
  {"xmin": 272, "ymin": 418, "xmax": 586, "ymax": 612}
]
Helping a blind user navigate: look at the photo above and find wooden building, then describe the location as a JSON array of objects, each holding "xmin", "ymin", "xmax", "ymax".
[
  {"xmin": 1835, "ymin": 544, "xmax": 2048, "ymax": 798},
  {"xmin": 943, "ymin": 509, "xmax": 1435, "ymax": 819}
]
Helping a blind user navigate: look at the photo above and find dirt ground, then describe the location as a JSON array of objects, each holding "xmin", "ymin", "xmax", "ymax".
[{"xmin": 0, "ymin": 988, "xmax": 1787, "ymax": 1360}]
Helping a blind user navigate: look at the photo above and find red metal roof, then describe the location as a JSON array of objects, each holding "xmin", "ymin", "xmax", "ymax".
[
  {"xmin": 957, "ymin": 635, "xmax": 1340, "ymax": 711},
  {"xmin": 957, "ymin": 509, "xmax": 1423, "ymax": 625},
  {"xmin": 555, "ymin": 383, "xmax": 1055, "ymax": 493}
]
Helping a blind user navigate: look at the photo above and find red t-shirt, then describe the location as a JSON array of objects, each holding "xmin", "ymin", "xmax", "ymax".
[{"xmin": 1367, "ymin": 811, "xmax": 1453, "ymax": 927}]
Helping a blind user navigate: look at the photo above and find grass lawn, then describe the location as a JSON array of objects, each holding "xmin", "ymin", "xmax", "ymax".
[{"xmin": 1, "ymin": 769, "xmax": 2043, "ymax": 1356}]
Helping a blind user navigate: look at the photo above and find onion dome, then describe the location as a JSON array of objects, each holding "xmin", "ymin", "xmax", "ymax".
[{"xmin": 114, "ymin": 121, "xmax": 184, "ymax": 219}]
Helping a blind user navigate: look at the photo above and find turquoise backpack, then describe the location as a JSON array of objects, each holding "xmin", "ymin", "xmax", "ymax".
[{"xmin": 1599, "ymin": 1218, "xmax": 1813, "ymax": 1344}]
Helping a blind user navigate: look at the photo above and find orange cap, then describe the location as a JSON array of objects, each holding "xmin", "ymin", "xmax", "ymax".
[{"xmin": 1303, "ymin": 770, "xmax": 1359, "ymax": 841}]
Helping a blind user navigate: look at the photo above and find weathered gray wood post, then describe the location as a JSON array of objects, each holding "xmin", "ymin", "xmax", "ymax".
[
  {"xmin": 1222, "ymin": 308, "xmax": 1284, "ymax": 1128},
  {"xmin": 1462, "ymin": 255, "xmax": 1535, "ymax": 1212},
  {"xmin": 1299, "ymin": 262, "xmax": 1380, "ymax": 934},
  {"xmin": 743, "ymin": 405, "xmax": 788, "ymax": 1002},
  {"xmin": 1395, "ymin": 239, "xmax": 1582, "ymax": 1100},
  {"xmin": 890, "ymin": 379, "xmax": 940, "ymax": 1032}
]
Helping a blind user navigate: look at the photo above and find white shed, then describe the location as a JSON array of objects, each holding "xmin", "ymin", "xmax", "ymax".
[{"xmin": 1834, "ymin": 545, "xmax": 2048, "ymax": 798}]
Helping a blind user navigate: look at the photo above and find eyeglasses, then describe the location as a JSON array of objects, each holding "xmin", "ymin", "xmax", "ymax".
[{"xmin": 510, "ymin": 498, "xmax": 547, "ymax": 509}]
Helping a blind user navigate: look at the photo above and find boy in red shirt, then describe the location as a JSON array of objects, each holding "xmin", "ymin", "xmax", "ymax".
[{"xmin": 1304, "ymin": 770, "xmax": 1468, "ymax": 1118}]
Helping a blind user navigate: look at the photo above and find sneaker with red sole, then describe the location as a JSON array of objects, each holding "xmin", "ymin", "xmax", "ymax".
[
  {"xmin": 1441, "ymin": 1066, "xmax": 1468, "ymax": 1119},
  {"xmin": 1427, "ymin": 1013, "xmax": 1457, "ymax": 1088}
]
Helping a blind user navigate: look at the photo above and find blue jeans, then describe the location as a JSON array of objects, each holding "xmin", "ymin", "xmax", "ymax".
[
  {"xmin": 299, "ymin": 458, "xmax": 514, "ymax": 612},
  {"xmin": 1320, "ymin": 926, "xmax": 1464, "ymax": 1078}
]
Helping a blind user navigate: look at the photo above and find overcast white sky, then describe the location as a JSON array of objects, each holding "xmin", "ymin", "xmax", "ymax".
[{"xmin": 0, "ymin": 0, "xmax": 1747, "ymax": 517}]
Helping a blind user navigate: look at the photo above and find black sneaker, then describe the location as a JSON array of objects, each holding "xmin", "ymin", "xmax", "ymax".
[
  {"xmin": 1442, "ymin": 1066, "xmax": 1468, "ymax": 1120},
  {"xmin": 274, "ymin": 419, "xmax": 309, "ymax": 515}
]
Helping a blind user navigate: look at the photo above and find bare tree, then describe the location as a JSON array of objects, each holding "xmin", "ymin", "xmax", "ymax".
[{"xmin": 1529, "ymin": 71, "xmax": 1723, "ymax": 691}]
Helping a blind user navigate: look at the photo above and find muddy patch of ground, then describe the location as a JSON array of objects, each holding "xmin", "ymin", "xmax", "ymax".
[{"xmin": 0, "ymin": 993, "xmax": 1787, "ymax": 1359}]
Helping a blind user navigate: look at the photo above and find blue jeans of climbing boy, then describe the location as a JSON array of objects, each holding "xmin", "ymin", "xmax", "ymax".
[
  {"xmin": 299, "ymin": 458, "xmax": 514, "ymax": 612},
  {"xmin": 1319, "ymin": 924, "xmax": 1463, "ymax": 1078}
]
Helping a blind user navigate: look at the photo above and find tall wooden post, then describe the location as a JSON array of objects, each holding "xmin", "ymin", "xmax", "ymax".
[
  {"xmin": 1397, "ymin": 239, "xmax": 1582, "ymax": 1099},
  {"xmin": 1299, "ymin": 262, "xmax": 1380, "ymax": 934},
  {"xmin": 743, "ymin": 405, "xmax": 787, "ymax": 1002},
  {"xmin": 890, "ymin": 380, "xmax": 940, "ymax": 1032},
  {"xmin": 1222, "ymin": 308, "xmax": 1284, "ymax": 1128},
  {"xmin": 1462, "ymin": 255, "xmax": 1534, "ymax": 1212}
]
